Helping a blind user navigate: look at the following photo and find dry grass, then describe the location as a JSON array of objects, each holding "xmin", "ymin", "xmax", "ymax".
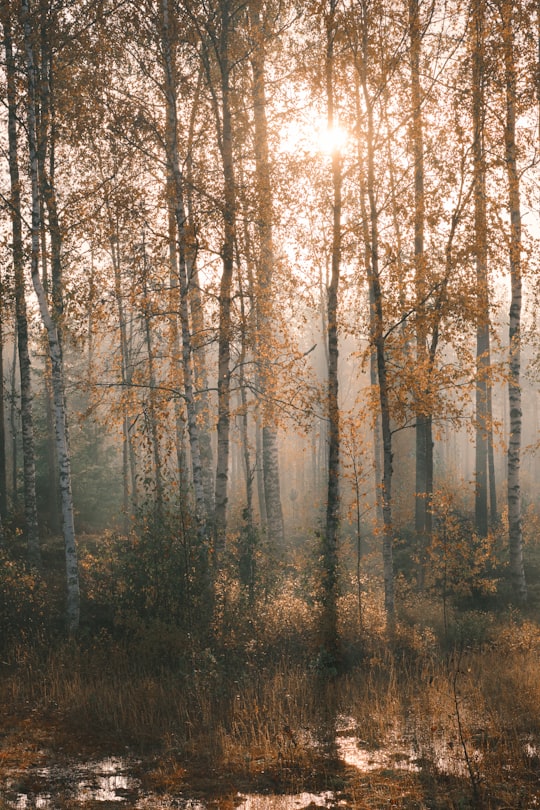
[{"xmin": 2, "ymin": 584, "xmax": 540, "ymax": 807}]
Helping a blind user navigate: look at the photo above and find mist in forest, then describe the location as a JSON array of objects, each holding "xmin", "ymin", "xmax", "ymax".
[{"xmin": 1, "ymin": 0, "xmax": 540, "ymax": 807}]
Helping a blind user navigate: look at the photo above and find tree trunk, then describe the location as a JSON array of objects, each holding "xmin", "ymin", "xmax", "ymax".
[
  {"xmin": 167, "ymin": 202, "xmax": 190, "ymax": 500},
  {"xmin": 357, "ymin": 12, "xmax": 395, "ymax": 622},
  {"xmin": 472, "ymin": 0, "xmax": 491, "ymax": 538},
  {"xmin": 354, "ymin": 74, "xmax": 383, "ymax": 527},
  {"xmin": 3, "ymin": 12, "xmax": 41, "ymax": 567},
  {"xmin": 213, "ymin": 0, "xmax": 237, "ymax": 562},
  {"xmin": 255, "ymin": 412, "xmax": 267, "ymax": 528},
  {"xmin": 249, "ymin": 0, "xmax": 285, "ymax": 549},
  {"xmin": 237, "ymin": 274, "xmax": 256, "ymax": 598},
  {"xmin": 161, "ymin": 0, "xmax": 208, "ymax": 527},
  {"xmin": 321, "ymin": 0, "xmax": 342, "ymax": 660},
  {"xmin": 500, "ymin": 0, "xmax": 527, "ymax": 601},
  {"xmin": 185, "ymin": 67, "xmax": 215, "ymax": 517},
  {"xmin": 9, "ymin": 337, "xmax": 18, "ymax": 510},
  {"xmin": 409, "ymin": 0, "xmax": 432, "ymax": 586},
  {"xmin": 103, "ymin": 181, "xmax": 139, "ymax": 522},
  {"xmin": 0, "ymin": 275, "xmax": 7, "ymax": 526},
  {"xmin": 140, "ymin": 243, "xmax": 164, "ymax": 511},
  {"xmin": 22, "ymin": 0, "xmax": 79, "ymax": 630}
]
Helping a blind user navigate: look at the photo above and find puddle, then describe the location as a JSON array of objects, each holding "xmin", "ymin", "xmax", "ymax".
[
  {"xmin": 334, "ymin": 714, "xmax": 486, "ymax": 778},
  {"xmin": 4, "ymin": 723, "xmax": 533, "ymax": 808},
  {"xmin": 335, "ymin": 716, "xmax": 420, "ymax": 773},
  {"xmin": 4, "ymin": 757, "xmax": 141, "ymax": 808},
  {"xmin": 2, "ymin": 755, "xmax": 338, "ymax": 809},
  {"xmin": 234, "ymin": 793, "xmax": 335, "ymax": 810}
]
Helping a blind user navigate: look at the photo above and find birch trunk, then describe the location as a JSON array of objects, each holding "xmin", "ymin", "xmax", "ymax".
[
  {"xmin": 214, "ymin": 0, "xmax": 237, "ymax": 562},
  {"xmin": 102, "ymin": 179, "xmax": 139, "ymax": 520},
  {"xmin": 0, "ymin": 304, "xmax": 6, "ymax": 532},
  {"xmin": 409, "ymin": 0, "xmax": 432, "ymax": 586},
  {"xmin": 22, "ymin": 0, "xmax": 79, "ymax": 630},
  {"xmin": 167, "ymin": 203, "xmax": 190, "ymax": 499},
  {"xmin": 3, "ymin": 13, "xmax": 41, "ymax": 567},
  {"xmin": 160, "ymin": 0, "xmax": 208, "ymax": 526},
  {"xmin": 185, "ymin": 70, "xmax": 215, "ymax": 516},
  {"xmin": 249, "ymin": 0, "xmax": 285, "ymax": 548},
  {"xmin": 354, "ymin": 74, "xmax": 383, "ymax": 526},
  {"xmin": 238, "ymin": 282, "xmax": 256, "ymax": 597},
  {"xmin": 472, "ymin": 0, "xmax": 491, "ymax": 537},
  {"xmin": 36, "ymin": 19, "xmax": 61, "ymax": 534},
  {"xmin": 357, "ymin": 14, "xmax": 395, "ymax": 622},
  {"xmin": 9, "ymin": 338, "xmax": 18, "ymax": 509},
  {"xmin": 255, "ymin": 414, "xmax": 267, "ymax": 528},
  {"xmin": 141, "ymin": 248, "xmax": 164, "ymax": 510},
  {"xmin": 322, "ymin": 0, "xmax": 341, "ymax": 658},
  {"xmin": 500, "ymin": 0, "xmax": 527, "ymax": 600}
]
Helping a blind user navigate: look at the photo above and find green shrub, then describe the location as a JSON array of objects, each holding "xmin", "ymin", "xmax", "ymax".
[{"xmin": 0, "ymin": 552, "xmax": 52, "ymax": 649}]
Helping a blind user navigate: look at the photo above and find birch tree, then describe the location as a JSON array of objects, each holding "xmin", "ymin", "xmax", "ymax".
[
  {"xmin": 2, "ymin": 9, "xmax": 41, "ymax": 567},
  {"xmin": 321, "ymin": 0, "xmax": 342, "ymax": 659},
  {"xmin": 21, "ymin": 0, "xmax": 80, "ymax": 631},
  {"xmin": 497, "ymin": 0, "xmax": 527, "ymax": 601},
  {"xmin": 354, "ymin": 0, "xmax": 396, "ymax": 621},
  {"xmin": 159, "ymin": 0, "xmax": 209, "ymax": 529},
  {"xmin": 248, "ymin": 0, "xmax": 285, "ymax": 549},
  {"xmin": 471, "ymin": 0, "xmax": 494, "ymax": 538},
  {"xmin": 409, "ymin": 0, "xmax": 432, "ymax": 585}
]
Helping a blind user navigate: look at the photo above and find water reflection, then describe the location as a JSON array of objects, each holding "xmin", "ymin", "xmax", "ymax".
[
  {"xmin": 6, "ymin": 757, "xmax": 140, "ymax": 808},
  {"xmin": 15, "ymin": 795, "xmax": 51, "ymax": 809},
  {"xmin": 236, "ymin": 792, "xmax": 335, "ymax": 810},
  {"xmin": 10, "ymin": 786, "xmax": 336, "ymax": 809},
  {"xmin": 2, "ymin": 722, "xmax": 515, "ymax": 808},
  {"xmin": 5, "ymin": 755, "xmax": 337, "ymax": 809},
  {"xmin": 335, "ymin": 715, "xmax": 419, "ymax": 773}
]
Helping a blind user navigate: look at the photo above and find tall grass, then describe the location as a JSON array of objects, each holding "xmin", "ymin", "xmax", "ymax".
[{"xmin": 2, "ymin": 578, "xmax": 540, "ymax": 807}]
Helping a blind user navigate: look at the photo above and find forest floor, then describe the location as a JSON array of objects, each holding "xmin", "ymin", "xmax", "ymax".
[
  {"xmin": 0, "ymin": 703, "xmax": 479, "ymax": 810},
  {"xmin": 1, "ymin": 628, "xmax": 540, "ymax": 810},
  {"xmin": 2, "ymin": 533, "xmax": 540, "ymax": 807}
]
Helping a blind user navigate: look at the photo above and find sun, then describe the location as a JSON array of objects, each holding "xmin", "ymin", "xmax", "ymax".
[
  {"xmin": 316, "ymin": 122, "xmax": 349, "ymax": 155},
  {"xmin": 278, "ymin": 112, "xmax": 349, "ymax": 157}
]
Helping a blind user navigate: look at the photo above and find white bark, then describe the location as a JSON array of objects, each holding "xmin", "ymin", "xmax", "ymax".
[
  {"xmin": 3, "ymin": 12, "xmax": 41, "ymax": 567},
  {"xmin": 22, "ymin": 0, "xmax": 79, "ymax": 631},
  {"xmin": 161, "ymin": 0, "xmax": 207, "ymax": 526},
  {"xmin": 249, "ymin": 0, "xmax": 285, "ymax": 548},
  {"xmin": 501, "ymin": 0, "xmax": 527, "ymax": 601}
]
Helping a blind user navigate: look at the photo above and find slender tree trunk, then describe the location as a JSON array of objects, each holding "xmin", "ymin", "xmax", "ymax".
[
  {"xmin": 22, "ymin": 0, "xmax": 79, "ymax": 630},
  {"xmin": 140, "ymin": 245, "xmax": 164, "ymax": 510},
  {"xmin": 409, "ymin": 0, "xmax": 433, "ymax": 588},
  {"xmin": 487, "ymin": 384, "xmax": 497, "ymax": 522},
  {"xmin": 357, "ymin": 10, "xmax": 395, "ymax": 622},
  {"xmin": 36, "ymin": 7, "xmax": 61, "ymax": 535},
  {"xmin": 3, "ymin": 13, "xmax": 40, "ymax": 567},
  {"xmin": 472, "ymin": 0, "xmax": 491, "ymax": 538},
  {"xmin": 500, "ymin": 0, "xmax": 527, "ymax": 600},
  {"xmin": 321, "ymin": 0, "xmax": 342, "ymax": 660},
  {"xmin": 354, "ymin": 74, "xmax": 382, "ymax": 526},
  {"xmin": 160, "ymin": 0, "xmax": 207, "ymax": 526},
  {"xmin": 9, "ymin": 336, "xmax": 18, "ymax": 509},
  {"xmin": 102, "ymin": 182, "xmax": 139, "ymax": 521},
  {"xmin": 167, "ymin": 201, "xmax": 190, "ymax": 499},
  {"xmin": 255, "ymin": 412, "xmax": 267, "ymax": 527},
  {"xmin": 0, "ymin": 289, "xmax": 7, "ymax": 526},
  {"xmin": 115, "ymin": 239, "xmax": 137, "ymax": 520},
  {"xmin": 249, "ymin": 0, "xmax": 285, "ymax": 549},
  {"xmin": 185, "ymin": 67, "xmax": 215, "ymax": 517},
  {"xmin": 214, "ymin": 0, "xmax": 237, "ymax": 562},
  {"xmin": 237, "ymin": 272, "xmax": 256, "ymax": 598}
]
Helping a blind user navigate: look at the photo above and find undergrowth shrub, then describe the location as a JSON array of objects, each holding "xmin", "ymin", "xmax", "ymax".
[
  {"xmin": 0, "ymin": 551, "xmax": 53, "ymax": 650},
  {"xmin": 78, "ymin": 504, "xmax": 213, "ymax": 641}
]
